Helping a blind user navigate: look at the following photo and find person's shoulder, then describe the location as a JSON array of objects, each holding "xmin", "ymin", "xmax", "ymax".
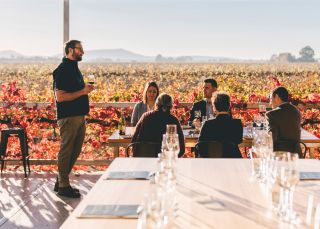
[
  {"xmin": 206, "ymin": 119, "xmax": 216, "ymax": 124},
  {"xmin": 53, "ymin": 59, "xmax": 68, "ymax": 77},
  {"xmin": 134, "ymin": 101, "xmax": 144, "ymax": 108},
  {"xmin": 202, "ymin": 119, "xmax": 216, "ymax": 128},
  {"xmin": 141, "ymin": 110, "xmax": 157, "ymax": 118},
  {"xmin": 231, "ymin": 118, "xmax": 243, "ymax": 127},
  {"xmin": 53, "ymin": 62, "xmax": 64, "ymax": 75},
  {"xmin": 284, "ymin": 103, "xmax": 300, "ymax": 113},
  {"xmin": 193, "ymin": 100, "xmax": 206, "ymax": 106},
  {"xmin": 267, "ymin": 106, "xmax": 281, "ymax": 118}
]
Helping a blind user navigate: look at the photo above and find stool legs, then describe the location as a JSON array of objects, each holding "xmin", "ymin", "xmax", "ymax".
[
  {"xmin": 0, "ymin": 129, "xmax": 30, "ymax": 177},
  {"xmin": 0, "ymin": 132, "xmax": 9, "ymax": 173},
  {"xmin": 18, "ymin": 131, "xmax": 30, "ymax": 177}
]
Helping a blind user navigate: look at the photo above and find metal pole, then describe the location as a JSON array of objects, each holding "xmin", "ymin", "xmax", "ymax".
[{"xmin": 63, "ymin": 0, "xmax": 69, "ymax": 55}]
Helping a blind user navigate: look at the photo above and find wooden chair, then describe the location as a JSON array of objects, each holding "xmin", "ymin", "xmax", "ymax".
[
  {"xmin": 126, "ymin": 142, "xmax": 162, "ymax": 157},
  {"xmin": 274, "ymin": 140, "xmax": 306, "ymax": 159},
  {"xmin": 194, "ymin": 141, "xmax": 223, "ymax": 158},
  {"xmin": 195, "ymin": 141, "xmax": 242, "ymax": 158},
  {"xmin": 299, "ymin": 141, "xmax": 307, "ymax": 158}
]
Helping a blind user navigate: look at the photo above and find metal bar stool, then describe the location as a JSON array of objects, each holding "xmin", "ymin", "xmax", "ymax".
[{"xmin": 0, "ymin": 127, "xmax": 30, "ymax": 177}]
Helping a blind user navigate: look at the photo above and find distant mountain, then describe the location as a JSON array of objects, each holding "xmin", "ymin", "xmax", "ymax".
[
  {"xmin": 0, "ymin": 50, "xmax": 23, "ymax": 59},
  {"xmin": 187, "ymin": 55, "xmax": 240, "ymax": 62},
  {"xmin": 83, "ymin": 49, "xmax": 153, "ymax": 62},
  {"xmin": 0, "ymin": 48, "xmax": 259, "ymax": 63}
]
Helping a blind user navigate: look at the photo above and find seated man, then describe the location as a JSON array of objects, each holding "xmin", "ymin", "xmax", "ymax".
[
  {"xmin": 132, "ymin": 93, "xmax": 185, "ymax": 157},
  {"xmin": 267, "ymin": 87, "xmax": 302, "ymax": 157},
  {"xmin": 189, "ymin": 78, "xmax": 218, "ymax": 123},
  {"xmin": 198, "ymin": 92, "xmax": 243, "ymax": 158}
]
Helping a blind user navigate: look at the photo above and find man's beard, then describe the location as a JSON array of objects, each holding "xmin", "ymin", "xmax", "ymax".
[{"xmin": 73, "ymin": 53, "xmax": 82, "ymax": 61}]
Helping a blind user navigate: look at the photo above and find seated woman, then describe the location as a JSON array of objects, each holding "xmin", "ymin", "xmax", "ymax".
[
  {"xmin": 131, "ymin": 82, "xmax": 159, "ymax": 126},
  {"xmin": 198, "ymin": 92, "xmax": 243, "ymax": 158},
  {"xmin": 132, "ymin": 93, "xmax": 185, "ymax": 157}
]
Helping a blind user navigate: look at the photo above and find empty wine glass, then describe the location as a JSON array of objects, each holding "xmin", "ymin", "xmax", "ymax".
[
  {"xmin": 254, "ymin": 114, "xmax": 263, "ymax": 128},
  {"xmin": 277, "ymin": 152, "xmax": 300, "ymax": 223},
  {"xmin": 165, "ymin": 134, "xmax": 180, "ymax": 158}
]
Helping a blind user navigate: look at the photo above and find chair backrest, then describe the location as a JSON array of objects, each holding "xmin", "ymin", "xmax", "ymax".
[
  {"xmin": 195, "ymin": 141, "xmax": 241, "ymax": 158},
  {"xmin": 274, "ymin": 140, "xmax": 303, "ymax": 158},
  {"xmin": 126, "ymin": 142, "xmax": 162, "ymax": 157},
  {"xmin": 194, "ymin": 141, "xmax": 223, "ymax": 158},
  {"xmin": 299, "ymin": 141, "xmax": 307, "ymax": 159}
]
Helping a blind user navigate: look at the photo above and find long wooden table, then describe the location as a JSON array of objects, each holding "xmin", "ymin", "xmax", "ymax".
[
  {"xmin": 108, "ymin": 128, "xmax": 320, "ymax": 157},
  {"xmin": 61, "ymin": 158, "xmax": 320, "ymax": 229}
]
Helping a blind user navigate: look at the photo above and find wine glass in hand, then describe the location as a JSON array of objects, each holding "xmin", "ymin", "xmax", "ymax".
[{"xmin": 87, "ymin": 75, "xmax": 95, "ymax": 86}]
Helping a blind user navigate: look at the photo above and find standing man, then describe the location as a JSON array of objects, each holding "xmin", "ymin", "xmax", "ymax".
[
  {"xmin": 267, "ymin": 87, "xmax": 302, "ymax": 157},
  {"xmin": 189, "ymin": 78, "xmax": 218, "ymax": 123},
  {"xmin": 53, "ymin": 40, "xmax": 94, "ymax": 198}
]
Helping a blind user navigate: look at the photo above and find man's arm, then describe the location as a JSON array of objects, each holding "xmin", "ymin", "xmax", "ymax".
[
  {"xmin": 188, "ymin": 103, "xmax": 196, "ymax": 122},
  {"xmin": 266, "ymin": 112, "xmax": 279, "ymax": 143},
  {"xmin": 55, "ymin": 85, "xmax": 93, "ymax": 102},
  {"xmin": 132, "ymin": 115, "xmax": 143, "ymax": 142}
]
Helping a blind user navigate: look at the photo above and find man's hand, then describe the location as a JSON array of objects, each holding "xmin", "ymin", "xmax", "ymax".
[
  {"xmin": 82, "ymin": 84, "xmax": 94, "ymax": 95},
  {"xmin": 55, "ymin": 84, "xmax": 94, "ymax": 102}
]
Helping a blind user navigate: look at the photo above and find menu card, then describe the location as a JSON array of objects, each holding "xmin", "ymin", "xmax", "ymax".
[
  {"xmin": 106, "ymin": 171, "xmax": 153, "ymax": 180},
  {"xmin": 78, "ymin": 204, "xmax": 140, "ymax": 218},
  {"xmin": 300, "ymin": 172, "xmax": 320, "ymax": 180}
]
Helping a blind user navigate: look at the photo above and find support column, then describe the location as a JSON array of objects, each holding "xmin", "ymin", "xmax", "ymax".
[{"xmin": 63, "ymin": 0, "xmax": 69, "ymax": 52}]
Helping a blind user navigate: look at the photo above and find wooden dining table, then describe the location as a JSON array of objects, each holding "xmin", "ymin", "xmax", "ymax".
[
  {"xmin": 107, "ymin": 128, "xmax": 320, "ymax": 157},
  {"xmin": 61, "ymin": 158, "xmax": 320, "ymax": 229}
]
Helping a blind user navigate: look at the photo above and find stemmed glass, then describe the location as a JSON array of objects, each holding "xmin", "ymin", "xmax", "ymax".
[
  {"xmin": 166, "ymin": 124, "xmax": 177, "ymax": 135},
  {"xmin": 165, "ymin": 134, "xmax": 180, "ymax": 159},
  {"xmin": 254, "ymin": 114, "xmax": 263, "ymax": 129},
  {"xmin": 259, "ymin": 104, "xmax": 267, "ymax": 115},
  {"xmin": 87, "ymin": 74, "xmax": 95, "ymax": 85},
  {"xmin": 276, "ymin": 152, "xmax": 300, "ymax": 223},
  {"xmin": 194, "ymin": 110, "xmax": 202, "ymax": 132},
  {"xmin": 194, "ymin": 110, "xmax": 201, "ymax": 119}
]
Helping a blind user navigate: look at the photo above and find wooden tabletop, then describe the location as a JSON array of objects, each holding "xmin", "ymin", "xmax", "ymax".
[
  {"xmin": 107, "ymin": 128, "xmax": 320, "ymax": 146},
  {"xmin": 61, "ymin": 158, "xmax": 320, "ymax": 229}
]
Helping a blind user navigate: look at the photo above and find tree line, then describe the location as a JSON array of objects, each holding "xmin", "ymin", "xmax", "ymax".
[{"xmin": 270, "ymin": 46, "xmax": 317, "ymax": 63}]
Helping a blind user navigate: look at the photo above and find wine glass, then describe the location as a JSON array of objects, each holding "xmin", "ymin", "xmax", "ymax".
[
  {"xmin": 165, "ymin": 134, "xmax": 180, "ymax": 157},
  {"xmin": 277, "ymin": 152, "xmax": 300, "ymax": 223},
  {"xmin": 194, "ymin": 110, "xmax": 201, "ymax": 119},
  {"xmin": 166, "ymin": 124, "xmax": 177, "ymax": 135},
  {"xmin": 87, "ymin": 74, "xmax": 95, "ymax": 85},
  {"xmin": 254, "ymin": 114, "xmax": 263, "ymax": 129},
  {"xmin": 259, "ymin": 104, "xmax": 267, "ymax": 115}
]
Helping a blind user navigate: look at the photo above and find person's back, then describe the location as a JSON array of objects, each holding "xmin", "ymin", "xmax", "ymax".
[
  {"xmin": 133, "ymin": 110, "xmax": 180, "ymax": 142},
  {"xmin": 197, "ymin": 92, "xmax": 243, "ymax": 158},
  {"xmin": 267, "ymin": 102, "xmax": 301, "ymax": 141},
  {"xmin": 132, "ymin": 93, "xmax": 185, "ymax": 157},
  {"xmin": 267, "ymin": 87, "xmax": 302, "ymax": 157},
  {"xmin": 199, "ymin": 115, "xmax": 243, "ymax": 143},
  {"xmin": 267, "ymin": 102, "xmax": 301, "ymax": 155},
  {"xmin": 199, "ymin": 114, "xmax": 243, "ymax": 158}
]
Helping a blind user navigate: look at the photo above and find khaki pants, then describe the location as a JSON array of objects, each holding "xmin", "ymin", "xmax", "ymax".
[{"xmin": 57, "ymin": 116, "xmax": 86, "ymax": 188}]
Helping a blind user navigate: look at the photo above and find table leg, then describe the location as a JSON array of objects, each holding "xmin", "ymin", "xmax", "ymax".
[
  {"xmin": 113, "ymin": 146, "xmax": 119, "ymax": 158},
  {"xmin": 309, "ymin": 147, "xmax": 315, "ymax": 159}
]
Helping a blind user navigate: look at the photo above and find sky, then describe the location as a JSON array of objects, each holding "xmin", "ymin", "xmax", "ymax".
[{"xmin": 0, "ymin": 0, "xmax": 319, "ymax": 59}]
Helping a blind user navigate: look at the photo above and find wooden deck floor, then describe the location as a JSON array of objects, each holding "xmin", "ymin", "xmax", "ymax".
[{"xmin": 0, "ymin": 171, "xmax": 103, "ymax": 229}]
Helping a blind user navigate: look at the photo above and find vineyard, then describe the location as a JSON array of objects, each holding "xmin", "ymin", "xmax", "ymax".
[{"xmin": 0, "ymin": 63, "xmax": 319, "ymax": 170}]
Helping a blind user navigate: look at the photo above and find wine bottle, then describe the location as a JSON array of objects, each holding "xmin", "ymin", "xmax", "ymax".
[{"xmin": 118, "ymin": 112, "xmax": 126, "ymax": 135}]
